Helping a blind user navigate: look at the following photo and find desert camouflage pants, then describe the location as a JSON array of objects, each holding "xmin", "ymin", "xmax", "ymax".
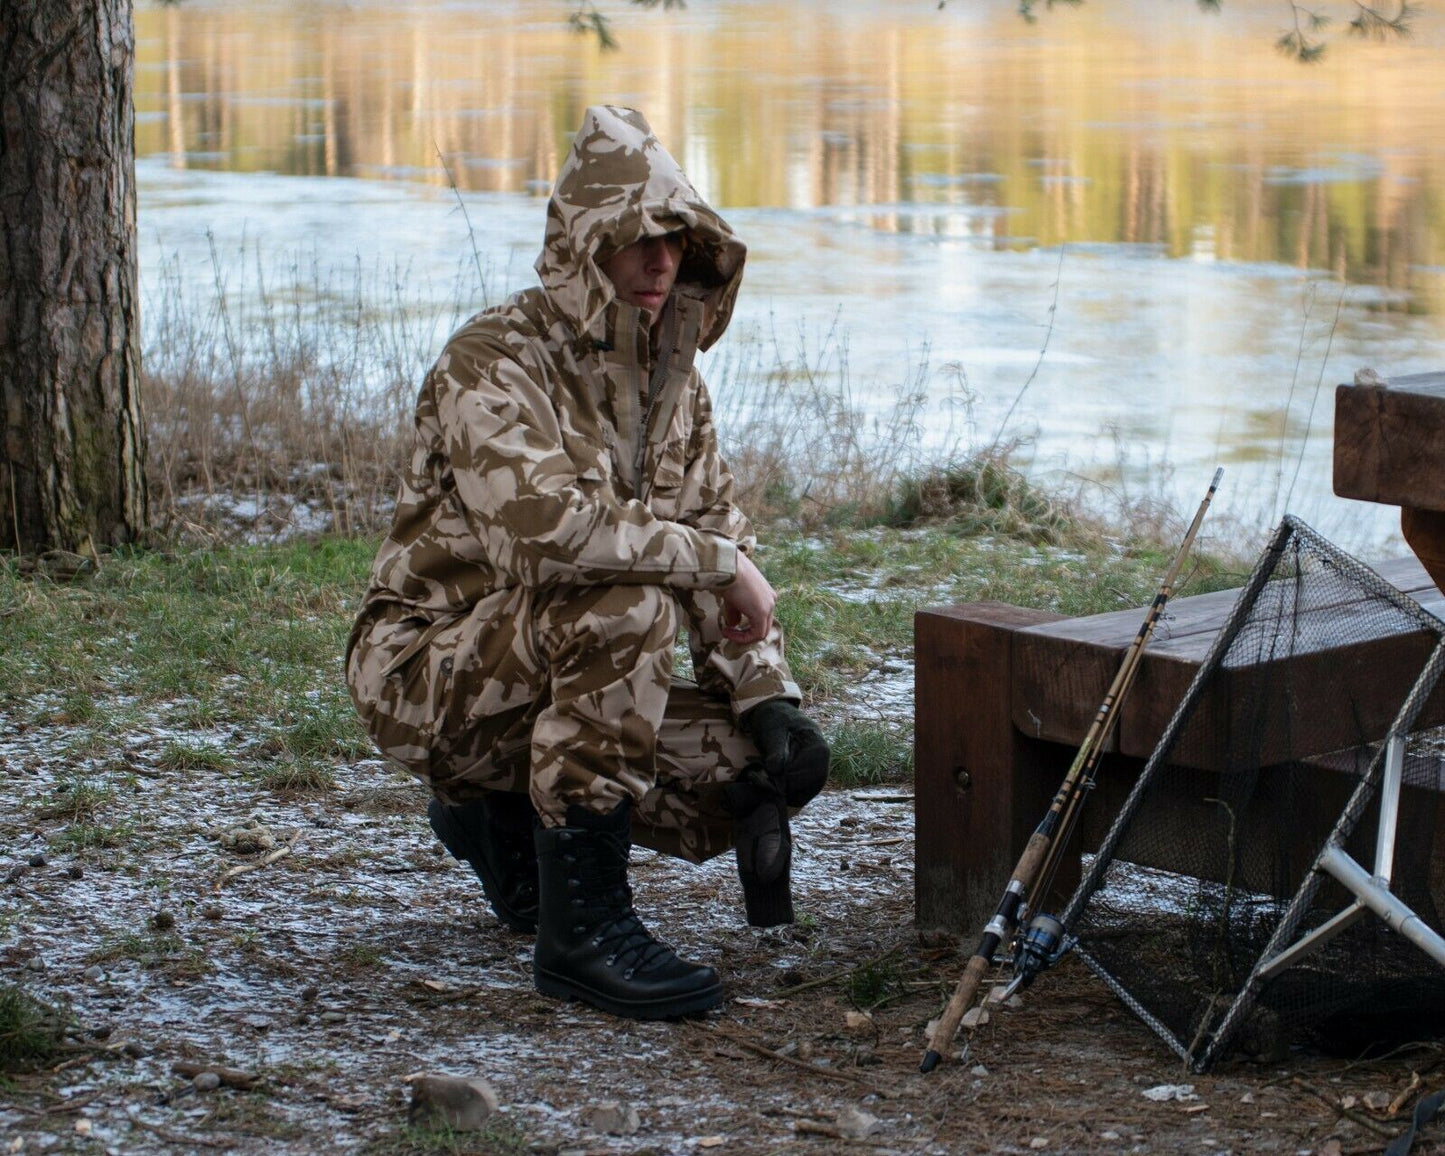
[{"xmin": 346, "ymin": 584, "xmax": 762, "ymax": 863}]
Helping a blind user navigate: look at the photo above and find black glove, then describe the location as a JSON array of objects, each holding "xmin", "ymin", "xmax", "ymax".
[
  {"xmin": 727, "ymin": 766, "xmax": 793, "ymax": 927},
  {"xmin": 742, "ymin": 699, "xmax": 829, "ymax": 807}
]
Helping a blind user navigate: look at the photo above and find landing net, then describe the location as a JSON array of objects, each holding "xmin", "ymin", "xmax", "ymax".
[{"xmin": 1060, "ymin": 517, "xmax": 1445, "ymax": 1069}]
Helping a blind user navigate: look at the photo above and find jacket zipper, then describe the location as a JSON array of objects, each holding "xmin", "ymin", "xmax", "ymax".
[{"xmin": 635, "ymin": 304, "xmax": 680, "ymax": 501}]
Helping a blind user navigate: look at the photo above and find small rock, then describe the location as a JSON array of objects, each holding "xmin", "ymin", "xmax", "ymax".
[
  {"xmin": 5, "ymin": 865, "xmax": 24, "ymax": 884},
  {"xmin": 1240, "ymin": 1093, "xmax": 1255, "ymax": 1104},
  {"xmin": 27, "ymin": 853, "xmax": 46, "ymax": 868},
  {"xmin": 301, "ymin": 985, "xmax": 319, "ymax": 1003},
  {"xmin": 1364, "ymin": 1090, "xmax": 1392, "ymax": 1112},
  {"xmin": 971, "ymin": 1064, "xmax": 989, "ymax": 1076},
  {"xmin": 192, "ymin": 1071, "xmax": 222, "ymax": 1092},
  {"xmin": 836, "ymin": 1105, "xmax": 880, "ymax": 1141},
  {"xmin": 90, "ymin": 1024, "xmax": 113, "ymax": 1040},
  {"xmin": 960, "ymin": 1006, "xmax": 989, "ymax": 1029},
  {"xmin": 775, "ymin": 1040, "xmax": 798, "ymax": 1058},
  {"xmin": 25, "ymin": 956, "xmax": 44, "ymax": 972},
  {"xmin": 201, "ymin": 905, "xmax": 223, "ymax": 920},
  {"xmin": 1030, "ymin": 1139, "xmax": 1049, "ymax": 1151},
  {"xmin": 74, "ymin": 1119, "xmax": 92, "ymax": 1137},
  {"xmin": 84, "ymin": 965, "xmax": 104, "ymax": 982},
  {"xmin": 584, "ymin": 1101, "xmax": 640, "ymax": 1136},
  {"xmin": 151, "ymin": 910, "xmax": 175, "ymax": 931},
  {"xmin": 68, "ymin": 864, "xmax": 84, "ymax": 880},
  {"xmin": 319, "ymin": 1010, "xmax": 346, "ymax": 1025},
  {"xmin": 1340, "ymin": 1094, "xmax": 1356, "ymax": 1110},
  {"xmin": 1319, "ymin": 1140, "xmax": 1344, "ymax": 1156},
  {"xmin": 844, "ymin": 1011, "xmax": 873, "ymax": 1032},
  {"xmin": 1354, "ymin": 367, "xmax": 1388, "ymax": 387},
  {"xmin": 696, "ymin": 1138, "xmax": 726, "ymax": 1150},
  {"xmin": 1101, "ymin": 1131, "xmax": 1121, "ymax": 1141},
  {"xmin": 1142, "ymin": 1084, "xmax": 1197, "ymax": 1102},
  {"xmin": 123, "ymin": 1042, "xmax": 150, "ymax": 1059},
  {"xmin": 407, "ymin": 1073, "xmax": 501, "ymax": 1132},
  {"xmin": 218, "ymin": 821, "xmax": 276, "ymax": 855}
]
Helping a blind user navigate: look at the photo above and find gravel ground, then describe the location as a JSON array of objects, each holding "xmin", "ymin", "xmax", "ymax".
[{"xmin": 3, "ymin": 743, "xmax": 1443, "ymax": 1156}]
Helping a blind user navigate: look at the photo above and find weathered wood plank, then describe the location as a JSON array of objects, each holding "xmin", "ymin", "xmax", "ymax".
[
  {"xmin": 1334, "ymin": 372, "xmax": 1445, "ymax": 512},
  {"xmin": 1010, "ymin": 557, "xmax": 1442, "ymax": 760},
  {"xmin": 1020, "ymin": 556, "xmax": 1434, "ymax": 650}
]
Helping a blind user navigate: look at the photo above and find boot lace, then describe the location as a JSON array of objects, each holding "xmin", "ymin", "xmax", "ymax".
[{"xmin": 564, "ymin": 832, "xmax": 675, "ymax": 977}]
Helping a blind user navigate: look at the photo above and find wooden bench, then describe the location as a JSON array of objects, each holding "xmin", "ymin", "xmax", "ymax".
[{"xmin": 914, "ymin": 556, "xmax": 1445, "ymax": 932}]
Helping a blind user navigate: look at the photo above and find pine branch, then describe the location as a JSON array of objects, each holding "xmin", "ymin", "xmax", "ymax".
[
  {"xmin": 1017, "ymin": 0, "xmax": 1084, "ymax": 24},
  {"xmin": 568, "ymin": 3, "xmax": 620, "ymax": 51},
  {"xmin": 1277, "ymin": 2, "xmax": 1330, "ymax": 62},
  {"xmin": 1348, "ymin": 0, "xmax": 1415, "ymax": 40}
]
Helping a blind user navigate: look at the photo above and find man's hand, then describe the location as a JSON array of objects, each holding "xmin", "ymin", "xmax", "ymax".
[
  {"xmin": 720, "ymin": 549, "xmax": 775, "ymax": 645},
  {"xmin": 742, "ymin": 700, "xmax": 830, "ymax": 807}
]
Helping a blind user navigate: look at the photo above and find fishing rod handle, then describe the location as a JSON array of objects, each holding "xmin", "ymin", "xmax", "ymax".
[
  {"xmin": 921, "ymin": 951, "xmax": 992, "ymax": 1073},
  {"xmin": 920, "ymin": 831, "xmax": 1051, "ymax": 1072}
]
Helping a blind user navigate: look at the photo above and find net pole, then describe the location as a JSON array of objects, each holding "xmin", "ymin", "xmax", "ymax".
[{"xmin": 1058, "ymin": 515, "xmax": 1297, "ymax": 932}]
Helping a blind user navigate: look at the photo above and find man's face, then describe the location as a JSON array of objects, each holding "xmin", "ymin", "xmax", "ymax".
[{"xmin": 598, "ymin": 232, "xmax": 686, "ymax": 328}]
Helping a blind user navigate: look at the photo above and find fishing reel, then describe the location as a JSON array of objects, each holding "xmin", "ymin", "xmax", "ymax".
[{"xmin": 1002, "ymin": 912, "xmax": 1074, "ymax": 1000}]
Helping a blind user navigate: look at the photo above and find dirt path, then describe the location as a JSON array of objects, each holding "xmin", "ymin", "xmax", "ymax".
[{"xmin": 2, "ymin": 750, "xmax": 1442, "ymax": 1154}]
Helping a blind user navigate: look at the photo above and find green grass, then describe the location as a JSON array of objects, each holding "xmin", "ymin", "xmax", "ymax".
[
  {"xmin": 88, "ymin": 931, "xmax": 210, "ymax": 977},
  {"xmin": 0, "ymin": 520, "xmax": 1245, "ymax": 805},
  {"xmin": 843, "ymin": 956, "xmax": 903, "ymax": 1011},
  {"xmin": 257, "ymin": 756, "xmax": 338, "ymax": 794},
  {"xmin": 53, "ymin": 820, "xmax": 133, "ymax": 853},
  {"xmin": 156, "ymin": 738, "xmax": 234, "ymax": 772},
  {"xmin": 33, "ymin": 776, "xmax": 116, "ymax": 822},
  {"xmin": 827, "ymin": 720, "xmax": 914, "ymax": 786},
  {"xmin": 0, "ymin": 984, "xmax": 68, "ymax": 1073},
  {"xmin": 338, "ymin": 943, "xmax": 384, "ymax": 969}
]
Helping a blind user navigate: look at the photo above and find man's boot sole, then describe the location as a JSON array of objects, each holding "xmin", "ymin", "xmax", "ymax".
[
  {"xmin": 533, "ymin": 965, "xmax": 723, "ymax": 1020},
  {"xmin": 428, "ymin": 801, "xmax": 538, "ymax": 934}
]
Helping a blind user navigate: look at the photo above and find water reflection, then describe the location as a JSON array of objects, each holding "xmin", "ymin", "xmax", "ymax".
[{"xmin": 135, "ymin": 0, "xmax": 1445, "ymax": 310}]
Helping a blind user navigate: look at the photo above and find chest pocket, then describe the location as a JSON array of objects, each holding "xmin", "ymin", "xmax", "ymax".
[{"xmin": 648, "ymin": 436, "xmax": 690, "ymax": 518}]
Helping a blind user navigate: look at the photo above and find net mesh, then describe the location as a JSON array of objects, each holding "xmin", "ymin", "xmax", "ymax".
[{"xmin": 1062, "ymin": 518, "xmax": 1445, "ymax": 1068}]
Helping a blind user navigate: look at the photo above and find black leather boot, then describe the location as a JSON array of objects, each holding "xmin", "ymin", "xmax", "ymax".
[
  {"xmin": 533, "ymin": 800, "xmax": 723, "ymax": 1019},
  {"xmin": 428, "ymin": 792, "xmax": 540, "ymax": 933},
  {"xmin": 725, "ymin": 768, "xmax": 794, "ymax": 928}
]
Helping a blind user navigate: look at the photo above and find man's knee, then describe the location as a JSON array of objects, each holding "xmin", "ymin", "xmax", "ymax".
[{"xmin": 538, "ymin": 583, "xmax": 680, "ymax": 664}]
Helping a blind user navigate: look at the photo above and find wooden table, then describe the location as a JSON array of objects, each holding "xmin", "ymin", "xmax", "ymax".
[
  {"xmin": 1335, "ymin": 370, "xmax": 1445, "ymax": 591},
  {"xmin": 914, "ymin": 557, "xmax": 1445, "ymax": 932}
]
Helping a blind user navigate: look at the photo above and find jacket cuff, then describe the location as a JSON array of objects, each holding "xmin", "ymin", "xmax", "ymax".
[
  {"xmin": 707, "ymin": 536, "xmax": 739, "ymax": 587},
  {"xmin": 731, "ymin": 676, "xmax": 803, "ymax": 720}
]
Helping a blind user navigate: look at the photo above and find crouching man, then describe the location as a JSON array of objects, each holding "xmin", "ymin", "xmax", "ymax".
[{"xmin": 346, "ymin": 106, "xmax": 828, "ymax": 1020}]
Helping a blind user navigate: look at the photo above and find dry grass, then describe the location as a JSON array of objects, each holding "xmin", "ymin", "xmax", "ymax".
[
  {"xmin": 142, "ymin": 244, "xmax": 476, "ymax": 542},
  {"xmin": 139, "ymin": 247, "xmax": 1158, "ymax": 549}
]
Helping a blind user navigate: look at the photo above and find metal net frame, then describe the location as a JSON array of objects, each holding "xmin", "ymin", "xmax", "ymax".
[{"xmin": 1057, "ymin": 516, "xmax": 1445, "ymax": 1071}]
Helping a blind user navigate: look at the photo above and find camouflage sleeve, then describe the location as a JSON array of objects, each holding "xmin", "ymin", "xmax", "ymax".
[
  {"xmin": 675, "ymin": 375, "xmax": 802, "ymax": 718},
  {"xmin": 433, "ymin": 349, "xmax": 739, "ymax": 590}
]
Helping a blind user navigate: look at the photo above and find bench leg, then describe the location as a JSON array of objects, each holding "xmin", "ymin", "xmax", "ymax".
[{"xmin": 915, "ymin": 604, "xmax": 1069, "ymax": 933}]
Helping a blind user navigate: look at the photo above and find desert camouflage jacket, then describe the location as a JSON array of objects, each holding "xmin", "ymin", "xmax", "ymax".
[{"xmin": 352, "ymin": 105, "xmax": 798, "ymax": 718}]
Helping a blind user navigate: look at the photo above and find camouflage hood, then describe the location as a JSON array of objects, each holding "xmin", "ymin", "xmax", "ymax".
[{"xmin": 536, "ymin": 106, "xmax": 746, "ymax": 352}]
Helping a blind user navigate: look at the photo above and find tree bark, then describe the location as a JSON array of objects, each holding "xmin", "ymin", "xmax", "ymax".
[{"xmin": 1, "ymin": 0, "xmax": 148, "ymax": 556}]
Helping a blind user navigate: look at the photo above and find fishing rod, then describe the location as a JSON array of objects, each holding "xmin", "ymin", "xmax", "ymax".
[{"xmin": 920, "ymin": 467, "xmax": 1223, "ymax": 1074}]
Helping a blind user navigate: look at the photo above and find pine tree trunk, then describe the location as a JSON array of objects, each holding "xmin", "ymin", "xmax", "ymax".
[{"xmin": 0, "ymin": 0, "xmax": 148, "ymax": 557}]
